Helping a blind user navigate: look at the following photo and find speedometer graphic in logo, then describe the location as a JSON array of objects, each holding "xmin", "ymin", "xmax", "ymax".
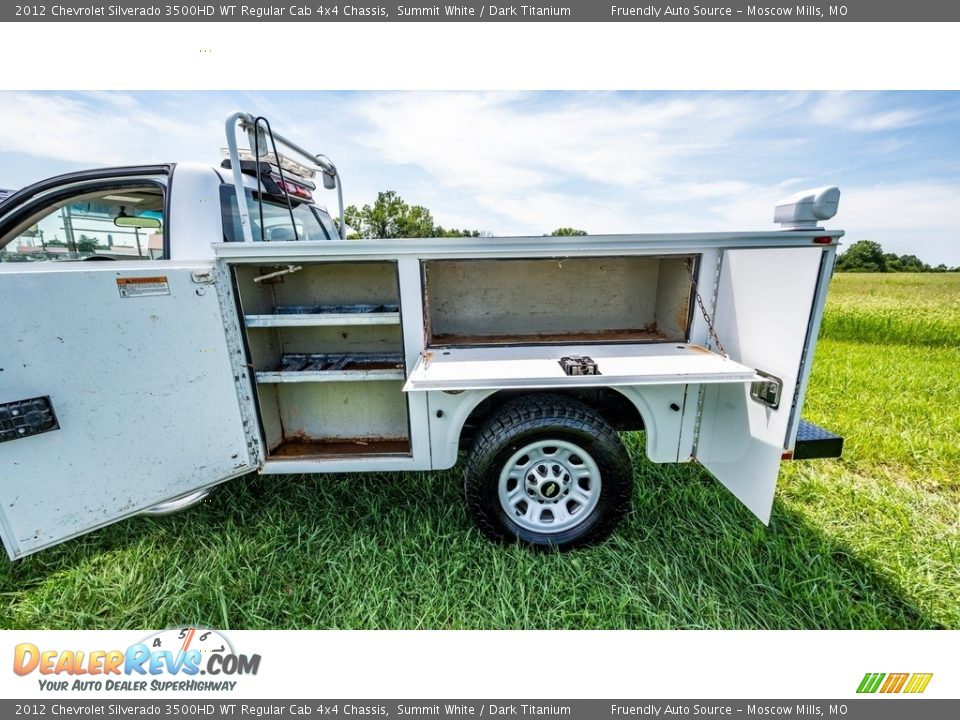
[{"xmin": 142, "ymin": 627, "xmax": 233, "ymax": 659}]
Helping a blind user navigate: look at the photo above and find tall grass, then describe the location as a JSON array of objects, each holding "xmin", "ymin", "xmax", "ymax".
[{"xmin": 820, "ymin": 273, "xmax": 960, "ymax": 346}]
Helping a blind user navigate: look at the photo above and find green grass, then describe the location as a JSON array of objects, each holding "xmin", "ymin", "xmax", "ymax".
[
  {"xmin": 820, "ymin": 273, "xmax": 960, "ymax": 346},
  {"xmin": 1, "ymin": 274, "xmax": 958, "ymax": 629}
]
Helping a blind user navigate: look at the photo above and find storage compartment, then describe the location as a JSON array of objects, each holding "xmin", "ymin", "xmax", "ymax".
[
  {"xmin": 256, "ymin": 381, "xmax": 410, "ymax": 458},
  {"xmin": 234, "ymin": 262, "xmax": 401, "ymax": 314},
  {"xmin": 423, "ymin": 255, "xmax": 696, "ymax": 346},
  {"xmin": 246, "ymin": 326, "xmax": 405, "ymax": 377},
  {"xmin": 232, "ymin": 261, "xmax": 410, "ymax": 459}
]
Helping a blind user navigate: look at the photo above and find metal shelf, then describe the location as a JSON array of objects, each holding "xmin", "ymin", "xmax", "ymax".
[
  {"xmin": 245, "ymin": 312, "xmax": 400, "ymax": 328},
  {"xmin": 254, "ymin": 352, "xmax": 405, "ymax": 384},
  {"xmin": 255, "ymin": 369, "xmax": 406, "ymax": 383}
]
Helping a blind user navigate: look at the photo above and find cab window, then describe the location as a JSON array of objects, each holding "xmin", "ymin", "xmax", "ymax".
[
  {"xmin": 0, "ymin": 186, "xmax": 165, "ymax": 263},
  {"xmin": 220, "ymin": 186, "xmax": 335, "ymax": 242}
]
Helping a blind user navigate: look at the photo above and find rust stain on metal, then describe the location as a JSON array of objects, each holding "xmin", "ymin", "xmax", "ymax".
[
  {"xmin": 271, "ymin": 438, "xmax": 410, "ymax": 458},
  {"xmin": 422, "ymin": 274, "xmax": 433, "ymax": 344},
  {"xmin": 429, "ymin": 328, "xmax": 670, "ymax": 345},
  {"xmin": 676, "ymin": 294, "xmax": 691, "ymax": 334}
]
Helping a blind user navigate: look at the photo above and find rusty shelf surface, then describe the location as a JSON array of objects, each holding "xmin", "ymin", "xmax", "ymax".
[{"xmin": 270, "ymin": 438, "xmax": 411, "ymax": 458}]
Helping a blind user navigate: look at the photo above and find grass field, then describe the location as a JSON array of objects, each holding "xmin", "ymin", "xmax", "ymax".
[{"xmin": 1, "ymin": 273, "xmax": 958, "ymax": 630}]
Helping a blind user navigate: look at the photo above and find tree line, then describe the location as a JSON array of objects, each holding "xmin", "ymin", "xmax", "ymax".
[
  {"xmin": 835, "ymin": 240, "xmax": 957, "ymax": 273},
  {"xmin": 343, "ymin": 191, "xmax": 584, "ymax": 239}
]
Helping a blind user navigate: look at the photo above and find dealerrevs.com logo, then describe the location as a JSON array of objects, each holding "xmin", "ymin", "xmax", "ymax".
[{"xmin": 13, "ymin": 627, "xmax": 260, "ymax": 692}]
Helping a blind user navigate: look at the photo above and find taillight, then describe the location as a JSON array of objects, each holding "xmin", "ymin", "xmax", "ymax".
[
  {"xmin": 813, "ymin": 236, "xmax": 833, "ymax": 245},
  {"xmin": 274, "ymin": 177, "xmax": 313, "ymax": 200}
]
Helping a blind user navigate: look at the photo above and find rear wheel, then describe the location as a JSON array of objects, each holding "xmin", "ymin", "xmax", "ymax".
[{"xmin": 464, "ymin": 394, "xmax": 633, "ymax": 549}]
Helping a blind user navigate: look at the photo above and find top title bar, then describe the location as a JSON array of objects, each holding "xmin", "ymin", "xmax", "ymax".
[{"xmin": 6, "ymin": 1, "xmax": 960, "ymax": 22}]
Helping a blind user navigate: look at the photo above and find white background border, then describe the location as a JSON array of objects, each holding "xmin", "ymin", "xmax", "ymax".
[
  {"xmin": 0, "ymin": 22, "xmax": 958, "ymax": 90},
  {"xmin": 1, "ymin": 17, "xmax": 958, "ymax": 702}
]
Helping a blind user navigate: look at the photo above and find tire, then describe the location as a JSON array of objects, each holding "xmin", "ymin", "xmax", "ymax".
[{"xmin": 464, "ymin": 394, "xmax": 633, "ymax": 550}]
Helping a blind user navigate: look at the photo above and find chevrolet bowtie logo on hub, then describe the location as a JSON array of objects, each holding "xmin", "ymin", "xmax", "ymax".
[
  {"xmin": 857, "ymin": 672, "xmax": 933, "ymax": 694},
  {"xmin": 541, "ymin": 481, "xmax": 560, "ymax": 498}
]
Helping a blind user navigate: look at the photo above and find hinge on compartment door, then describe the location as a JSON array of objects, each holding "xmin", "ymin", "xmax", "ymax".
[
  {"xmin": 691, "ymin": 383, "xmax": 707, "ymax": 459},
  {"xmin": 191, "ymin": 270, "xmax": 215, "ymax": 284},
  {"xmin": 689, "ymin": 251, "xmax": 725, "ymax": 458}
]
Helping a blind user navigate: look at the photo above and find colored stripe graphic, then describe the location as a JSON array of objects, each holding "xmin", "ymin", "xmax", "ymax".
[
  {"xmin": 880, "ymin": 673, "xmax": 909, "ymax": 693},
  {"xmin": 904, "ymin": 673, "xmax": 934, "ymax": 694},
  {"xmin": 856, "ymin": 673, "xmax": 885, "ymax": 693},
  {"xmin": 857, "ymin": 672, "xmax": 932, "ymax": 694}
]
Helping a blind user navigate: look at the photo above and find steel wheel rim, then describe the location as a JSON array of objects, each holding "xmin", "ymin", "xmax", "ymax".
[{"xmin": 498, "ymin": 439, "xmax": 602, "ymax": 534}]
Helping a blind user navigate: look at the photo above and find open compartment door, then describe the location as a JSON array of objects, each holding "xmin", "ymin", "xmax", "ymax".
[
  {"xmin": 404, "ymin": 343, "xmax": 760, "ymax": 392},
  {"xmin": 695, "ymin": 247, "xmax": 825, "ymax": 523},
  {"xmin": 0, "ymin": 263, "xmax": 259, "ymax": 559}
]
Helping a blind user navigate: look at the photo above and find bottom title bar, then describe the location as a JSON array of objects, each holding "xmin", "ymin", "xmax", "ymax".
[{"xmin": 3, "ymin": 699, "xmax": 957, "ymax": 719}]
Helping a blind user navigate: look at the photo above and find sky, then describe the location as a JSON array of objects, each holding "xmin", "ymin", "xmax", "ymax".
[{"xmin": 1, "ymin": 90, "xmax": 958, "ymax": 265}]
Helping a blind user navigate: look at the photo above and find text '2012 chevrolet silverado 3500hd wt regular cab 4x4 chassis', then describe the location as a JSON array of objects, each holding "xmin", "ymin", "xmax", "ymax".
[{"xmin": 0, "ymin": 112, "xmax": 844, "ymax": 558}]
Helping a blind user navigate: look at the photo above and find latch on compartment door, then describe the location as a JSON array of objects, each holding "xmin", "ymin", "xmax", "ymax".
[
  {"xmin": 559, "ymin": 356, "xmax": 600, "ymax": 376},
  {"xmin": 750, "ymin": 371, "xmax": 783, "ymax": 409}
]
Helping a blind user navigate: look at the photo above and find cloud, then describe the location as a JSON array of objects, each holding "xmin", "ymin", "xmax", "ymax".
[
  {"xmin": 836, "ymin": 183, "xmax": 960, "ymax": 260},
  {"xmin": 709, "ymin": 182, "xmax": 960, "ymax": 264},
  {"xmin": 0, "ymin": 92, "xmax": 224, "ymax": 166},
  {"xmin": 348, "ymin": 91, "xmax": 813, "ymax": 232},
  {"xmin": 1, "ymin": 90, "xmax": 955, "ymax": 264},
  {"xmin": 811, "ymin": 92, "xmax": 927, "ymax": 132},
  {"xmin": 352, "ymin": 92, "xmax": 790, "ymax": 191}
]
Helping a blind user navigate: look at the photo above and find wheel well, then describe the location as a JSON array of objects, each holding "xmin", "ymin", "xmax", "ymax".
[{"xmin": 457, "ymin": 388, "xmax": 644, "ymax": 450}]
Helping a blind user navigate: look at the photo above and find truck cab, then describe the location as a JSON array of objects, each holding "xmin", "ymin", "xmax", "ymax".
[
  {"xmin": 0, "ymin": 113, "xmax": 844, "ymax": 559},
  {"xmin": 0, "ymin": 163, "xmax": 339, "ymax": 265}
]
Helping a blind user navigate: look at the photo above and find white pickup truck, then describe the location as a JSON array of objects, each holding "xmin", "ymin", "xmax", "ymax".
[{"xmin": 0, "ymin": 112, "xmax": 843, "ymax": 559}]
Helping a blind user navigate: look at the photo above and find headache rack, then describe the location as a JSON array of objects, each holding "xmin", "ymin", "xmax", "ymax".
[{"xmin": 224, "ymin": 111, "xmax": 346, "ymax": 242}]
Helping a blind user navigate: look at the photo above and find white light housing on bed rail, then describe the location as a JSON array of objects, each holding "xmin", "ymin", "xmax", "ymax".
[{"xmin": 774, "ymin": 186, "xmax": 841, "ymax": 230}]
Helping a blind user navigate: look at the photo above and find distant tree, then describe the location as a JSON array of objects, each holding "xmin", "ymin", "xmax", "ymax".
[
  {"xmin": 435, "ymin": 227, "xmax": 487, "ymax": 238},
  {"xmin": 835, "ymin": 240, "xmax": 957, "ymax": 273},
  {"xmin": 343, "ymin": 191, "xmax": 484, "ymax": 239},
  {"xmin": 343, "ymin": 191, "xmax": 433, "ymax": 239},
  {"xmin": 897, "ymin": 254, "xmax": 929, "ymax": 272},
  {"xmin": 549, "ymin": 227, "xmax": 588, "ymax": 236},
  {"xmin": 882, "ymin": 252, "xmax": 902, "ymax": 272},
  {"xmin": 835, "ymin": 240, "xmax": 887, "ymax": 272},
  {"xmin": 76, "ymin": 235, "xmax": 100, "ymax": 253}
]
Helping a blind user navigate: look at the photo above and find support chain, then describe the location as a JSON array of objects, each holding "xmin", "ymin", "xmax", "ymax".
[{"xmin": 688, "ymin": 258, "xmax": 727, "ymax": 356}]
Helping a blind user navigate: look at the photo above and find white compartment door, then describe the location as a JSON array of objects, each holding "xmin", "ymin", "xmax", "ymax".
[
  {"xmin": 0, "ymin": 263, "xmax": 259, "ymax": 559},
  {"xmin": 695, "ymin": 247, "xmax": 825, "ymax": 523}
]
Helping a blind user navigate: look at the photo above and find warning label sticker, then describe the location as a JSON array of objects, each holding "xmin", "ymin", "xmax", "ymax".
[{"xmin": 116, "ymin": 276, "xmax": 170, "ymax": 298}]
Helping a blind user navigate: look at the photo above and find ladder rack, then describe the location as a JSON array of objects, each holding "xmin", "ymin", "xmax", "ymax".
[{"xmin": 224, "ymin": 111, "xmax": 346, "ymax": 243}]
